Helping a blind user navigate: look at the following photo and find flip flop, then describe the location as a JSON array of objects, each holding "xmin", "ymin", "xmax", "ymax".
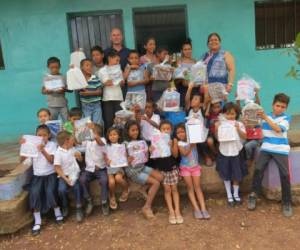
[
  {"xmin": 109, "ymin": 197, "xmax": 118, "ymax": 210},
  {"xmin": 142, "ymin": 207, "xmax": 155, "ymax": 220},
  {"xmin": 119, "ymin": 189, "xmax": 130, "ymax": 202}
]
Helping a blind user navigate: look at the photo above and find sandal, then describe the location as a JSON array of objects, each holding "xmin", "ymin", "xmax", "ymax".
[
  {"xmin": 32, "ymin": 224, "xmax": 41, "ymax": 236},
  {"xmin": 109, "ymin": 197, "xmax": 118, "ymax": 210},
  {"xmin": 169, "ymin": 215, "xmax": 177, "ymax": 225},
  {"xmin": 119, "ymin": 189, "xmax": 130, "ymax": 202},
  {"xmin": 175, "ymin": 215, "xmax": 184, "ymax": 224},
  {"xmin": 142, "ymin": 207, "xmax": 155, "ymax": 220},
  {"xmin": 201, "ymin": 210, "xmax": 211, "ymax": 220}
]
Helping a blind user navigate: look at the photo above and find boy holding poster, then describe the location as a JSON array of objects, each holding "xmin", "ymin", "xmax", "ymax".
[{"xmin": 42, "ymin": 57, "xmax": 68, "ymax": 122}]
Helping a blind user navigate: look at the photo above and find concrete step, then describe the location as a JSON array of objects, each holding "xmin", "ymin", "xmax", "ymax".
[
  {"xmin": 0, "ymin": 191, "xmax": 32, "ymax": 235},
  {"xmin": 0, "ymin": 163, "xmax": 32, "ymax": 201}
]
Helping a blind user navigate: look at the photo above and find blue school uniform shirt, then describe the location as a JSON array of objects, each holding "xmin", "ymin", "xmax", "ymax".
[
  {"xmin": 80, "ymin": 75, "xmax": 102, "ymax": 103},
  {"xmin": 261, "ymin": 112, "xmax": 291, "ymax": 155}
]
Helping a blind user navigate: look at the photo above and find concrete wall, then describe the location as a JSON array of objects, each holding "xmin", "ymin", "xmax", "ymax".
[{"xmin": 0, "ymin": 0, "xmax": 299, "ymax": 142}]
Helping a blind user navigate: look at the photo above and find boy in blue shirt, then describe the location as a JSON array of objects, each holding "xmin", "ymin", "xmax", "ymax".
[
  {"xmin": 79, "ymin": 59, "xmax": 103, "ymax": 126},
  {"xmin": 248, "ymin": 93, "xmax": 292, "ymax": 217}
]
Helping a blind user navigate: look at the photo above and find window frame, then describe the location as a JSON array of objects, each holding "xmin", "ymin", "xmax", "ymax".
[
  {"xmin": 0, "ymin": 40, "xmax": 5, "ymax": 70},
  {"xmin": 255, "ymin": 0, "xmax": 300, "ymax": 50}
]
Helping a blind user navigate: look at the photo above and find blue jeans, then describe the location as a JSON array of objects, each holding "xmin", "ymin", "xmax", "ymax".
[
  {"xmin": 81, "ymin": 101, "xmax": 103, "ymax": 126},
  {"xmin": 58, "ymin": 178, "xmax": 81, "ymax": 208},
  {"xmin": 79, "ymin": 169, "xmax": 108, "ymax": 204},
  {"xmin": 244, "ymin": 140, "xmax": 260, "ymax": 160}
]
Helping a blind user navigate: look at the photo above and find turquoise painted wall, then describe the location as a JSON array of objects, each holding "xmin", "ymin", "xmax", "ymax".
[{"xmin": 0, "ymin": 0, "xmax": 299, "ymax": 142}]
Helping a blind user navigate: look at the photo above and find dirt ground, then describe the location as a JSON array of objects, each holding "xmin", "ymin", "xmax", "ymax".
[{"xmin": 1, "ymin": 196, "xmax": 300, "ymax": 250}]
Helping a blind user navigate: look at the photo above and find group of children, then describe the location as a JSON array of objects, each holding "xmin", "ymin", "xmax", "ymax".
[{"xmin": 21, "ymin": 37, "xmax": 293, "ymax": 236}]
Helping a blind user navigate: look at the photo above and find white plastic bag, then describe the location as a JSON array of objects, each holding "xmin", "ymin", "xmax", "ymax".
[
  {"xmin": 161, "ymin": 89, "xmax": 180, "ymax": 112},
  {"xmin": 66, "ymin": 68, "xmax": 88, "ymax": 90},
  {"xmin": 114, "ymin": 109, "xmax": 135, "ymax": 127},
  {"xmin": 70, "ymin": 49, "xmax": 86, "ymax": 68},
  {"xmin": 242, "ymin": 100, "xmax": 263, "ymax": 126},
  {"xmin": 74, "ymin": 117, "xmax": 94, "ymax": 143},
  {"xmin": 125, "ymin": 92, "xmax": 146, "ymax": 110},
  {"xmin": 208, "ymin": 83, "xmax": 228, "ymax": 103},
  {"xmin": 236, "ymin": 74, "xmax": 260, "ymax": 101},
  {"xmin": 106, "ymin": 64, "xmax": 123, "ymax": 86},
  {"xmin": 153, "ymin": 63, "xmax": 173, "ymax": 81},
  {"xmin": 46, "ymin": 120, "xmax": 62, "ymax": 139},
  {"xmin": 190, "ymin": 61, "xmax": 207, "ymax": 85}
]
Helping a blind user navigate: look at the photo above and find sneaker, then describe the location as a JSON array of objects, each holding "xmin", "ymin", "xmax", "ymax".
[
  {"xmin": 31, "ymin": 224, "xmax": 41, "ymax": 236},
  {"xmin": 282, "ymin": 203, "xmax": 293, "ymax": 217},
  {"xmin": 202, "ymin": 210, "xmax": 211, "ymax": 219},
  {"xmin": 55, "ymin": 216, "xmax": 64, "ymax": 226},
  {"xmin": 76, "ymin": 208, "xmax": 83, "ymax": 223},
  {"xmin": 227, "ymin": 198, "xmax": 235, "ymax": 208},
  {"xmin": 194, "ymin": 210, "xmax": 203, "ymax": 219},
  {"xmin": 62, "ymin": 207, "xmax": 69, "ymax": 218},
  {"xmin": 85, "ymin": 199, "xmax": 93, "ymax": 216},
  {"xmin": 234, "ymin": 197, "xmax": 242, "ymax": 206},
  {"xmin": 101, "ymin": 202, "xmax": 110, "ymax": 216},
  {"xmin": 247, "ymin": 194, "xmax": 257, "ymax": 211}
]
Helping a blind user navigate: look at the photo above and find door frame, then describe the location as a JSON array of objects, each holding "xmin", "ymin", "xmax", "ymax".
[
  {"xmin": 66, "ymin": 9, "xmax": 124, "ymax": 53},
  {"xmin": 132, "ymin": 5, "xmax": 189, "ymax": 51}
]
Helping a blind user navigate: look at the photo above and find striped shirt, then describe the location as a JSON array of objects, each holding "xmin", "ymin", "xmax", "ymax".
[
  {"xmin": 80, "ymin": 75, "xmax": 102, "ymax": 103},
  {"xmin": 261, "ymin": 112, "xmax": 291, "ymax": 155}
]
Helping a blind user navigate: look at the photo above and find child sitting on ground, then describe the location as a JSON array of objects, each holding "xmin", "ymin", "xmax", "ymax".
[
  {"xmin": 248, "ymin": 93, "xmax": 293, "ymax": 217},
  {"xmin": 79, "ymin": 124, "xmax": 109, "ymax": 216},
  {"xmin": 79, "ymin": 59, "xmax": 103, "ymax": 125},
  {"xmin": 54, "ymin": 131, "xmax": 83, "ymax": 222},
  {"xmin": 21, "ymin": 125, "xmax": 63, "ymax": 236},
  {"xmin": 42, "ymin": 57, "xmax": 68, "ymax": 122}
]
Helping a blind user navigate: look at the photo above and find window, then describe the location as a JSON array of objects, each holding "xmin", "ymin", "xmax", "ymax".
[
  {"xmin": 133, "ymin": 6, "xmax": 188, "ymax": 54},
  {"xmin": 67, "ymin": 11, "xmax": 123, "ymax": 57},
  {"xmin": 255, "ymin": 0, "xmax": 300, "ymax": 50},
  {"xmin": 0, "ymin": 40, "xmax": 4, "ymax": 69}
]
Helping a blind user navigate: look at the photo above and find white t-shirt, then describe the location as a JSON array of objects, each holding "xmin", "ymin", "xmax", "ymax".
[
  {"xmin": 54, "ymin": 147, "xmax": 80, "ymax": 177},
  {"xmin": 219, "ymin": 121, "xmax": 245, "ymax": 157},
  {"xmin": 98, "ymin": 65, "xmax": 123, "ymax": 101},
  {"xmin": 32, "ymin": 141, "xmax": 57, "ymax": 176},
  {"xmin": 140, "ymin": 114, "xmax": 160, "ymax": 141},
  {"xmin": 84, "ymin": 138, "xmax": 107, "ymax": 172},
  {"xmin": 188, "ymin": 109, "xmax": 204, "ymax": 123}
]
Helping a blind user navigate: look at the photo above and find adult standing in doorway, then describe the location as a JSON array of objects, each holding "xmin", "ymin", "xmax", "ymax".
[
  {"xmin": 104, "ymin": 28, "xmax": 131, "ymax": 71},
  {"xmin": 202, "ymin": 33, "xmax": 235, "ymax": 93}
]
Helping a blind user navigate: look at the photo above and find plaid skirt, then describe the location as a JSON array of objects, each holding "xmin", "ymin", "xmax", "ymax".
[{"xmin": 161, "ymin": 168, "xmax": 179, "ymax": 185}]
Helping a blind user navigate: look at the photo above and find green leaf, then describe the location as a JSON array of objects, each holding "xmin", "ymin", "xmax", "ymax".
[{"xmin": 295, "ymin": 32, "xmax": 300, "ymax": 47}]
